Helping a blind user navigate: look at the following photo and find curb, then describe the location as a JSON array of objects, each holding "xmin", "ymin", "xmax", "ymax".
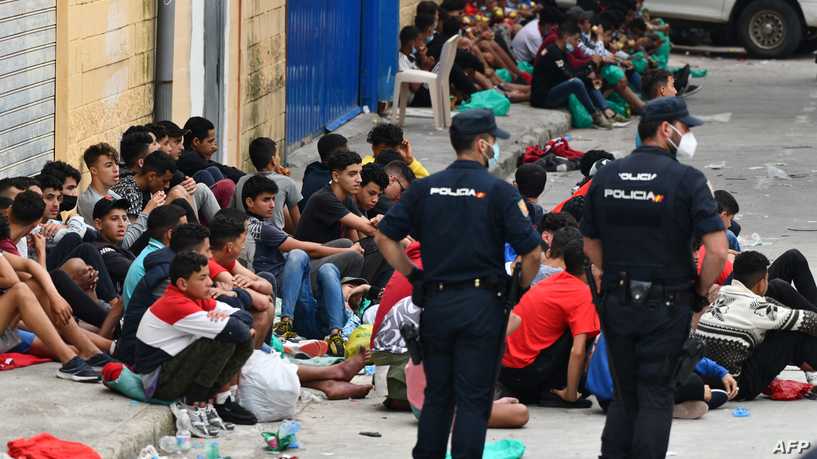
[
  {"xmin": 91, "ymin": 404, "xmax": 174, "ymax": 459},
  {"xmin": 490, "ymin": 112, "xmax": 572, "ymax": 179}
]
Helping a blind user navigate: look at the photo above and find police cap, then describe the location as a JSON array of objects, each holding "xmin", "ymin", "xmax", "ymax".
[
  {"xmin": 642, "ymin": 96, "xmax": 704, "ymax": 128},
  {"xmin": 450, "ymin": 109, "xmax": 510, "ymax": 139}
]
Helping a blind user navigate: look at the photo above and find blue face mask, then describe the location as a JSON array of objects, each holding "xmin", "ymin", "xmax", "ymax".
[
  {"xmin": 412, "ymin": 47, "xmax": 417, "ymax": 55},
  {"xmin": 485, "ymin": 142, "xmax": 500, "ymax": 169},
  {"xmin": 426, "ymin": 35, "xmax": 434, "ymax": 44},
  {"xmin": 566, "ymin": 43, "xmax": 575, "ymax": 53}
]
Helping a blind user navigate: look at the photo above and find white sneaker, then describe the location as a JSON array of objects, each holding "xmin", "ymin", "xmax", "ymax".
[{"xmin": 805, "ymin": 371, "xmax": 817, "ymax": 386}]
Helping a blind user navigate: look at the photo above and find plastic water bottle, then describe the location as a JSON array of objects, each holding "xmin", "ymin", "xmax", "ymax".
[{"xmin": 206, "ymin": 440, "xmax": 221, "ymax": 459}]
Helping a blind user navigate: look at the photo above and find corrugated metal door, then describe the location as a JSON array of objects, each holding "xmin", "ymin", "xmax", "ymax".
[
  {"xmin": 0, "ymin": 0, "xmax": 56, "ymax": 177},
  {"xmin": 286, "ymin": 0, "xmax": 362, "ymax": 147}
]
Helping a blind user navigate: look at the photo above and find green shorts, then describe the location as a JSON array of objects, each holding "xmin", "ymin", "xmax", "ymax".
[{"xmin": 372, "ymin": 351, "xmax": 410, "ymax": 401}]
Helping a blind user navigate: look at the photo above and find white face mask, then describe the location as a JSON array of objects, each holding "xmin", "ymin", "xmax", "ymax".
[
  {"xmin": 668, "ymin": 124, "xmax": 698, "ymax": 160},
  {"xmin": 566, "ymin": 42, "xmax": 575, "ymax": 53}
]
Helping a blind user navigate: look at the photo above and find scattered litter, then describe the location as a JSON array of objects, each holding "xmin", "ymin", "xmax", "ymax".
[
  {"xmin": 262, "ymin": 420, "xmax": 301, "ymax": 453},
  {"xmin": 766, "ymin": 165, "xmax": 790, "ymax": 180},
  {"xmin": 359, "ymin": 431, "xmax": 382, "ymax": 438},
  {"xmin": 787, "ymin": 228, "xmax": 817, "ymax": 232},
  {"xmin": 696, "ymin": 112, "xmax": 732, "ymax": 123},
  {"xmin": 748, "ymin": 166, "xmax": 764, "ymax": 170},
  {"xmin": 740, "ymin": 233, "xmax": 771, "ymax": 247},
  {"xmin": 705, "ymin": 161, "xmax": 725, "ymax": 169},
  {"xmin": 137, "ymin": 445, "xmax": 160, "ymax": 459},
  {"xmin": 159, "ymin": 431, "xmax": 192, "ymax": 455},
  {"xmin": 725, "ymin": 177, "xmax": 746, "ymax": 181},
  {"xmin": 732, "ymin": 407, "xmax": 750, "ymax": 417}
]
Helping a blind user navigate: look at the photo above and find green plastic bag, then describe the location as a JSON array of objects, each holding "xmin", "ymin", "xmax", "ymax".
[
  {"xmin": 517, "ymin": 60, "xmax": 533, "ymax": 74},
  {"xmin": 630, "ymin": 51, "xmax": 648, "ymax": 74},
  {"xmin": 496, "ymin": 68, "xmax": 513, "ymax": 82},
  {"xmin": 103, "ymin": 364, "xmax": 171, "ymax": 405},
  {"xmin": 601, "ymin": 65, "xmax": 626, "ymax": 85},
  {"xmin": 458, "ymin": 89, "xmax": 511, "ymax": 116},
  {"xmin": 606, "ymin": 93, "xmax": 630, "ymax": 118},
  {"xmin": 269, "ymin": 334, "xmax": 284, "ymax": 354},
  {"xmin": 445, "ymin": 439, "xmax": 526, "ymax": 459},
  {"xmin": 568, "ymin": 94, "xmax": 593, "ymax": 129},
  {"xmin": 668, "ymin": 66, "xmax": 708, "ymax": 78}
]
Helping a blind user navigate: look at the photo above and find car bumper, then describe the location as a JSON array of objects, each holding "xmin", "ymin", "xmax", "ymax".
[{"xmin": 801, "ymin": 1, "xmax": 817, "ymax": 27}]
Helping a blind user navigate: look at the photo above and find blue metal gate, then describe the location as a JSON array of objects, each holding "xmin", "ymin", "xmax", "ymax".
[{"xmin": 286, "ymin": 0, "xmax": 363, "ymax": 147}]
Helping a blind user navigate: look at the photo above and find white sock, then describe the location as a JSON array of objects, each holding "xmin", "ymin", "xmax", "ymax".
[
  {"xmin": 215, "ymin": 390, "xmax": 231, "ymax": 405},
  {"xmin": 230, "ymin": 385, "xmax": 238, "ymax": 400}
]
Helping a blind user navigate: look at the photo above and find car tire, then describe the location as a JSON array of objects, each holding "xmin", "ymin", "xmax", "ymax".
[{"xmin": 737, "ymin": 0, "xmax": 802, "ymax": 58}]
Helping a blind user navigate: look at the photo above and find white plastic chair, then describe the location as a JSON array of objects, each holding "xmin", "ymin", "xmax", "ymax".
[{"xmin": 392, "ymin": 35, "xmax": 460, "ymax": 129}]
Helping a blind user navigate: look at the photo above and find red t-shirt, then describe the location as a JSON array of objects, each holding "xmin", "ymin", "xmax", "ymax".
[
  {"xmin": 208, "ymin": 259, "xmax": 228, "ymax": 280},
  {"xmin": 696, "ymin": 245, "xmax": 733, "ymax": 286},
  {"xmin": 552, "ymin": 180, "xmax": 592, "ymax": 213},
  {"xmin": 502, "ymin": 271, "xmax": 600, "ymax": 369},
  {"xmin": 0, "ymin": 239, "xmax": 20, "ymax": 256},
  {"xmin": 370, "ymin": 242, "xmax": 422, "ymax": 348}
]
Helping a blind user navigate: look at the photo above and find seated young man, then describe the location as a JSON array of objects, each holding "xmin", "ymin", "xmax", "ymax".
[
  {"xmin": 362, "ymin": 123, "xmax": 429, "ymax": 178},
  {"xmin": 300, "ymin": 133, "xmax": 349, "ymax": 212},
  {"xmin": 398, "ymin": 25, "xmax": 433, "ymax": 108},
  {"xmin": 111, "ymin": 150, "xmax": 189, "ymax": 224},
  {"xmin": 122, "ymin": 205, "xmax": 188, "ymax": 307},
  {"xmin": 694, "ymin": 251, "xmax": 817, "ymax": 400},
  {"xmin": 134, "ymin": 251, "xmax": 256, "ymax": 430},
  {"xmin": 713, "ymin": 190, "xmax": 741, "ymax": 252},
  {"xmin": 355, "ymin": 164, "xmax": 389, "ymax": 217},
  {"xmin": 232, "ymin": 137, "xmax": 302, "ymax": 233},
  {"xmin": 238, "ymin": 178, "xmax": 362, "ymax": 355},
  {"xmin": 514, "ymin": 163, "xmax": 547, "ymax": 228},
  {"xmin": 40, "ymin": 160, "xmax": 82, "ymax": 219},
  {"xmin": 178, "ymin": 116, "xmax": 244, "ymax": 185},
  {"xmin": 499, "ymin": 232, "xmax": 599, "ymax": 408},
  {"xmin": 35, "ymin": 173, "xmax": 94, "ymax": 249},
  {"xmin": 296, "ymin": 150, "xmax": 379, "ymax": 244},
  {"xmin": 91, "ymin": 197, "xmax": 136, "ymax": 292}
]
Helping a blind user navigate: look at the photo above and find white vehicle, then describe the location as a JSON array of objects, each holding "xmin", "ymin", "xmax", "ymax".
[{"xmin": 557, "ymin": 0, "xmax": 817, "ymax": 58}]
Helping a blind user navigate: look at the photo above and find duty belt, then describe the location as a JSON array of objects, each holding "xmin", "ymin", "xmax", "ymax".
[
  {"xmin": 426, "ymin": 277, "xmax": 505, "ymax": 293},
  {"xmin": 604, "ymin": 273, "xmax": 694, "ymax": 306}
]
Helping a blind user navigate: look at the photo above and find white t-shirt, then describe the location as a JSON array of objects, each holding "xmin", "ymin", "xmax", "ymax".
[{"xmin": 511, "ymin": 19, "xmax": 542, "ymax": 63}]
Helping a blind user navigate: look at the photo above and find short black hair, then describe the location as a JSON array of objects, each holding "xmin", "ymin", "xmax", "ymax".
[
  {"xmin": 440, "ymin": 0, "xmax": 465, "ymax": 13},
  {"xmin": 361, "ymin": 163, "xmax": 389, "ymax": 190},
  {"xmin": 539, "ymin": 5, "xmax": 566, "ymax": 26},
  {"xmin": 538, "ymin": 211, "xmax": 578, "ymax": 234},
  {"xmin": 561, "ymin": 195, "xmax": 585, "ymax": 223},
  {"xmin": 549, "ymin": 226, "xmax": 583, "ymax": 258},
  {"xmin": 169, "ymin": 197, "xmax": 198, "ymax": 225},
  {"xmin": 242, "ymin": 174, "xmax": 279, "ymax": 204},
  {"xmin": 120, "ymin": 131, "xmax": 153, "ymax": 168},
  {"xmin": 579, "ymin": 150, "xmax": 615, "ymax": 178},
  {"xmin": 170, "ymin": 251, "xmax": 209, "ymax": 285},
  {"xmin": 209, "ymin": 208, "xmax": 247, "ymax": 251},
  {"xmin": 34, "ymin": 174, "xmax": 63, "ymax": 192},
  {"xmin": 41, "ymin": 161, "xmax": 81, "ymax": 185},
  {"xmin": 0, "ymin": 212, "xmax": 10, "ymax": 240},
  {"xmin": 714, "ymin": 190, "xmax": 739, "ymax": 215},
  {"xmin": 146, "ymin": 204, "xmax": 186, "ymax": 240},
  {"xmin": 0, "ymin": 197, "xmax": 13, "ymax": 212},
  {"xmin": 450, "ymin": 131, "xmax": 491, "ymax": 154},
  {"xmin": 400, "ymin": 26, "xmax": 420, "ymax": 46},
  {"xmin": 558, "ymin": 20, "xmax": 581, "ymax": 37},
  {"xmin": 373, "ymin": 148, "xmax": 404, "ymax": 166},
  {"xmin": 183, "ymin": 116, "xmax": 215, "ymax": 150},
  {"xmin": 733, "ymin": 251, "xmax": 770, "ymax": 289},
  {"xmin": 0, "ymin": 178, "xmax": 24, "ymax": 197},
  {"xmin": 327, "ymin": 150, "xmax": 362, "ymax": 173},
  {"xmin": 83, "ymin": 143, "xmax": 119, "ymax": 168},
  {"xmin": 140, "ymin": 151, "xmax": 177, "ymax": 176},
  {"xmin": 441, "ymin": 15, "xmax": 462, "ymax": 37},
  {"xmin": 415, "ymin": 14, "xmax": 436, "ymax": 33},
  {"xmin": 249, "ymin": 137, "xmax": 277, "ymax": 171},
  {"xmin": 317, "ymin": 133, "xmax": 348, "ymax": 163},
  {"xmin": 145, "ymin": 122, "xmax": 168, "ymax": 141},
  {"xmin": 367, "ymin": 123, "xmax": 404, "ymax": 148},
  {"xmin": 11, "ymin": 190, "xmax": 45, "ymax": 225},
  {"xmin": 417, "ymin": 0, "xmax": 439, "ymax": 16},
  {"xmin": 637, "ymin": 118, "xmax": 664, "ymax": 141},
  {"xmin": 642, "ymin": 69, "xmax": 673, "ymax": 100},
  {"xmin": 170, "ymin": 223, "xmax": 210, "ymax": 253},
  {"xmin": 563, "ymin": 237, "xmax": 587, "ymax": 276},
  {"xmin": 384, "ymin": 160, "xmax": 416, "ymax": 184},
  {"xmin": 628, "ymin": 17, "xmax": 647, "ymax": 34},
  {"xmin": 515, "ymin": 163, "xmax": 547, "ymax": 199}
]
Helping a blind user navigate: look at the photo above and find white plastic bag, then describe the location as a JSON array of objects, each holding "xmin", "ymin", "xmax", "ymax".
[{"xmin": 238, "ymin": 350, "xmax": 300, "ymax": 422}]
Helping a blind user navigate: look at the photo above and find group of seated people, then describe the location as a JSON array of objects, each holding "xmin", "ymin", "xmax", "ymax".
[
  {"xmin": 0, "ymin": 115, "xmax": 433, "ymax": 434},
  {"xmin": 397, "ymin": 0, "xmax": 697, "ymax": 130}
]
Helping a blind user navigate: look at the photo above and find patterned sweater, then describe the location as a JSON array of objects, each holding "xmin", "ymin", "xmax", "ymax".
[{"xmin": 693, "ymin": 280, "xmax": 817, "ymax": 375}]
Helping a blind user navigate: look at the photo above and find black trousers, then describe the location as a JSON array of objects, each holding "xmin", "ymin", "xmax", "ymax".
[
  {"xmin": 769, "ymin": 249, "xmax": 817, "ymax": 306},
  {"xmin": 47, "ymin": 233, "xmax": 117, "ymax": 302},
  {"xmin": 413, "ymin": 287, "xmax": 505, "ymax": 459},
  {"xmin": 50, "ymin": 269, "xmax": 108, "ymax": 328},
  {"xmin": 737, "ymin": 331, "xmax": 817, "ymax": 400},
  {"xmin": 600, "ymin": 292, "xmax": 692, "ymax": 459},
  {"xmin": 498, "ymin": 331, "xmax": 573, "ymax": 404}
]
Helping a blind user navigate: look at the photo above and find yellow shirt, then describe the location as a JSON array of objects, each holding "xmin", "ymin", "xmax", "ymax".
[{"xmin": 362, "ymin": 155, "xmax": 429, "ymax": 178}]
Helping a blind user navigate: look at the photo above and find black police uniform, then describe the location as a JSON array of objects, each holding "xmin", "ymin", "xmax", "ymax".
[
  {"xmin": 378, "ymin": 113, "xmax": 540, "ymax": 459},
  {"xmin": 582, "ymin": 138, "xmax": 724, "ymax": 458}
]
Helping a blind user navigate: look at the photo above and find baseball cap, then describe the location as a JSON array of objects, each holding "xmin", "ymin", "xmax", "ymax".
[
  {"xmin": 450, "ymin": 109, "xmax": 510, "ymax": 140},
  {"xmin": 93, "ymin": 196, "xmax": 129, "ymax": 220},
  {"xmin": 642, "ymin": 96, "xmax": 704, "ymax": 128},
  {"xmin": 156, "ymin": 120, "xmax": 190, "ymax": 138}
]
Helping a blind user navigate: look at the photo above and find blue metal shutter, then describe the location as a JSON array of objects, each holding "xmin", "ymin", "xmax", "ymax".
[{"xmin": 0, "ymin": 0, "xmax": 57, "ymax": 177}]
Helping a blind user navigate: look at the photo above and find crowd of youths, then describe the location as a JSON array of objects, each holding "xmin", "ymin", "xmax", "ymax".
[{"xmin": 1, "ymin": 0, "xmax": 814, "ymax": 449}]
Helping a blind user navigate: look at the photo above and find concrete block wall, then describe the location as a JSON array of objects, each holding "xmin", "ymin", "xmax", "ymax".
[
  {"xmin": 58, "ymin": 0, "xmax": 156, "ymax": 174},
  {"xmin": 238, "ymin": 0, "xmax": 287, "ymax": 171}
]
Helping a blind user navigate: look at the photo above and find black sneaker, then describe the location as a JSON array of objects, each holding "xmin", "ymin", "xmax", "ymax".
[
  {"xmin": 215, "ymin": 398, "xmax": 257, "ymax": 425},
  {"xmin": 538, "ymin": 391, "xmax": 592, "ymax": 409},
  {"xmin": 85, "ymin": 353, "xmax": 116, "ymax": 370},
  {"xmin": 57, "ymin": 357, "xmax": 101, "ymax": 383},
  {"xmin": 706, "ymin": 389, "xmax": 729, "ymax": 410}
]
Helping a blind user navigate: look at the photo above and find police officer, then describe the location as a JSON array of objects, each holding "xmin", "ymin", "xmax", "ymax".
[
  {"xmin": 581, "ymin": 97, "xmax": 728, "ymax": 459},
  {"xmin": 375, "ymin": 110, "xmax": 541, "ymax": 459}
]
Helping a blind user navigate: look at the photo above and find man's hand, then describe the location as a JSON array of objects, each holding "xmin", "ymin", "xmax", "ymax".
[
  {"xmin": 233, "ymin": 274, "xmax": 254, "ymax": 289},
  {"xmin": 180, "ymin": 177, "xmax": 198, "ymax": 194},
  {"xmin": 348, "ymin": 242, "xmax": 365, "ymax": 256},
  {"xmin": 398, "ymin": 140, "xmax": 415, "ymax": 164},
  {"xmin": 41, "ymin": 223, "xmax": 65, "ymax": 239},
  {"xmin": 590, "ymin": 265, "xmax": 603, "ymax": 294},
  {"xmin": 707, "ymin": 284, "xmax": 721, "ymax": 305},
  {"xmin": 722, "ymin": 374, "xmax": 739, "ymax": 399},
  {"xmin": 31, "ymin": 233, "xmax": 46, "ymax": 256},
  {"xmin": 551, "ymin": 387, "xmax": 578, "ymax": 402},
  {"xmin": 206, "ymin": 310, "xmax": 231, "ymax": 321},
  {"xmin": 369, "ymin": 214, "xmax": 384, "ymax": 227},
  {"xmin": 144, "ymin": 191, "xmax": 166, "ymax": 213},
  {"xmin": 51, "ymin": 296, "xmax": 74, "ymax": 327}
]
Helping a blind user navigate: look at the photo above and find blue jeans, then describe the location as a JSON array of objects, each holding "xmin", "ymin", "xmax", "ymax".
[
  {"xmin": 726, "ymin": 229, "xmax": 741, "ymax": 252},
  {"xmin": 545, "ymin": 78, "xmax": 598, "ymax": 114},
  {"xmin": 275, "ymin": 249, "xmax": 347, "ymax": 339},
  {"xmin": 192, "ymin": 166, "xmax": 224, "ymax": 187}
]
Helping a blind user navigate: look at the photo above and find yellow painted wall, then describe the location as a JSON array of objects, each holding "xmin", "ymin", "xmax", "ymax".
[{"xmin": 56, "ymin": 0, "xmax": 156, "ymax": 176}]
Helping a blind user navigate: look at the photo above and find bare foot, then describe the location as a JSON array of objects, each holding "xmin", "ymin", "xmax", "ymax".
[
  {"xmin": 334, "ymin": 348, "xmax": 368, "ymax": 381},
  {"xmin": 304, "ymin": 380, "xmax": 373, "ymax": 400},
  {"xmin": 495, "ymin": 397, "xmax": 520, "ymax": 405}
]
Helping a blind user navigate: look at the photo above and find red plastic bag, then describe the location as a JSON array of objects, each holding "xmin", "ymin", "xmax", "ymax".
[
  {"xmin": 522, "ymin": 137, "xmax": 584, "ymax": 164},
  {"xmin": 763, "ymin": 378, "xmax": 814, "ymax": 401}
]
